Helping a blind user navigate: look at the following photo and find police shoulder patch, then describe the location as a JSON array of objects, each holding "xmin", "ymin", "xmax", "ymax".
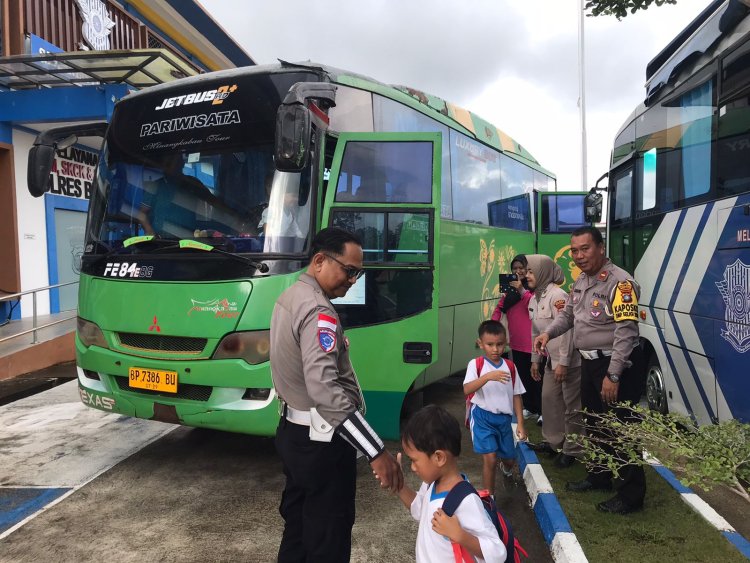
[
  {"xmin": 318, "ymin": 328, "xmax": 336, "ymax": 352},
  {"xmin": 554, "ymin": 299, "xmax": 566, "ymax": 311},
  {"xmin": 612, "ymin": 280, "xmax": 639, "ymax": 322}
]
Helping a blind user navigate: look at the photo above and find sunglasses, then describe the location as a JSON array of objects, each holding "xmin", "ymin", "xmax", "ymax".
[{"xmin": 323, "ymin": 253, "xmax": 365, "ymax": 280}]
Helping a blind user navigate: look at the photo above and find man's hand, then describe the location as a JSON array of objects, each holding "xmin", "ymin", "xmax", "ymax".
[
  {"xmin": 484, "ymin": 369, "xmax": 511, "ymax": 384},
  {"xmin": 533, "ymin": 333, "xmax": 550, "ymax": 355},
  {"xmin": 516, "ymin": 423, "xmax": 527, "ymax": 441},
  {"xmin": 600, "ymin": 376, "xmax": 619, "ymax": 405},
  {"xmin": 370, "ymin": 450, "xmax": 403, "ymax": 493},
  {"xmin": 531, "ymin": 362, "xmax": 541, "ymax": 381},
  {"xmin": 554, "ymin": 364, "xmax": 568, "ymax": 383}
]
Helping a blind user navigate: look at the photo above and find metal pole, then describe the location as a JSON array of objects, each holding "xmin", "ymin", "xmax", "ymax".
[
  {"xmin": 32, "ymin": 291, "xmax": 38, "ymax": 344},
  {"xmin": 579, "ymin": 0, "xmax": 588, "ymax": 189}
]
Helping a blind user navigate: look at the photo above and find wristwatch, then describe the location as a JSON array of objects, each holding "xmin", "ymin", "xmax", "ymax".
[{"xmin": 606, "ymin": 373, "xmax": 620, "ymax": 383}]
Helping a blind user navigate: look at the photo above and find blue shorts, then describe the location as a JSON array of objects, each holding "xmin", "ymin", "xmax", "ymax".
[{"xmin": 469, "ymin": 405, "xmax": 515, "ymax": 459}]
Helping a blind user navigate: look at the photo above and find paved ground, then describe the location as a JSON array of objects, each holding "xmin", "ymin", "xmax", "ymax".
[{"xmin": 0, "ymin": 370, "xmax": 552, "ymax": 562}]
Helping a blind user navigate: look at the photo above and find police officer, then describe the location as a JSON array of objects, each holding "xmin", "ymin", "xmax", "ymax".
[
  {"xmin": 271, "ymin": 227, "xmax": 402, "ymax": 562},
  {"xmin": 533, "ymin": 226, "xmax": 646, "ymax": 514},
  {"xmin": 526, "ymin": 254, "xmax": 583, "ymax": 468}
]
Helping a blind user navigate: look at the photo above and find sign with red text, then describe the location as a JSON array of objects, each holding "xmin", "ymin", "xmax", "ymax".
[{"xmin": 47, "ymin": 146, "xmax": 98, "ymax": 200}]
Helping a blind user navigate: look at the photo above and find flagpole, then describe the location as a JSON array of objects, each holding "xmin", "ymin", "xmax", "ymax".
[{"xmin": 578, "ymin": 0, "xmax": 588, "ymax": 189}]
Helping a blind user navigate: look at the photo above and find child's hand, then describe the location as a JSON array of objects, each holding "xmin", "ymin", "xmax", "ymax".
[
  {"xmin": 431, "ymin": 508, "xmax": 462, "ymax": 542},
  {"xmin": 485, "ymin": 369, "xmax": 511, "ymax": 383},
  {"xmin": 516, "ymin": 424, "xmax": 527, "ymax": 441}
]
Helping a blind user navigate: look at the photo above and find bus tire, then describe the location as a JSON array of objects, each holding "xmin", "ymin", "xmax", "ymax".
[{"xmin": 646, "ymin": 355, "xmax": 668, "ymax": 414}]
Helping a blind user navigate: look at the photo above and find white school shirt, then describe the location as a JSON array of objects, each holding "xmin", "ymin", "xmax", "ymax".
[
  {"xmin": 410, "ymin": 481, "xmax": 506, "ymax": 563},
  {"xmin": 463, "ymin": 357, "xmax": 526, "ymax": 415}
]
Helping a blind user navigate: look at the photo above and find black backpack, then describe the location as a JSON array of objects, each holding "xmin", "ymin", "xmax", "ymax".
[{"xmin": 442, "ymin": 480, "xmax": 528, "ymax": 563}]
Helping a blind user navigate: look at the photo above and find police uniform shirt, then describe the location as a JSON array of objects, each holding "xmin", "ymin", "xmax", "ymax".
[
  {"xmin": 529, "ymin": 286, "xmax": 581, "ymax": 370},
  {"xmin": 463, "ymin": 357, "xmax": 525, "ymax": 415},
  {"xmin": 411, "ymin": 481, "xmax": 506, "ymax": 563},
  {"xmin": 544, "ymin": 259, "xmax": 640, "ymax": 377},
  {"xmin": 270, "ymin": 272, "xmax": 384, "ymax": 460}
]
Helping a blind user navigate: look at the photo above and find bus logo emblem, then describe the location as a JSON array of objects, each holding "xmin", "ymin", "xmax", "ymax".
[{"xmin": 716, "ymin": 259, "xmax": 750, "ymax": 353}]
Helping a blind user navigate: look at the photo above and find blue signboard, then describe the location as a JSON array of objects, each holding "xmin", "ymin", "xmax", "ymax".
[{"xmin": 29, "ymin": 34, "xmax": 63, "ymax": 55}]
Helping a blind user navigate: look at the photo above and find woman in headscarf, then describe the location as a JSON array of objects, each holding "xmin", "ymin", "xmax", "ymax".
[
  {"xmin": 525, "ymin": 254, "xmax": 583, "ymax": 468},
  {"xmin": 491, "ymin": 254, "xmax": 541, "ymax": 421}
]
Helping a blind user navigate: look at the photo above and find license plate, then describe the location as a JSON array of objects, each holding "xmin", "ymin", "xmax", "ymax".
[{"xmin": 128, "ymin": 367, "xmax": 178, "ymax": 393}]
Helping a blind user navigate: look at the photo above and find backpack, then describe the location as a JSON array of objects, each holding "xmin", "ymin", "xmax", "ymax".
[
  {"xmin": 442, "ymin": 480, "xmax": 528, "ymax": 563},
  {"xmin": 464, "ymin": 357, "xmax": 517, "ymax": 429}
]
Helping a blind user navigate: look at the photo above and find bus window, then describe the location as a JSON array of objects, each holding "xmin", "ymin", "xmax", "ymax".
[
  {"xmin": 717, "ymin": 42, "xmax": 750, "ymax": 195},
  {"xmin": 488, "ymin": 194, "xmax": 531, "ymax": 231},
  {"xmin": 334, "ymin": 141, "xmax": 432, "ymax": 203},
  {"xmin": 613, "ymin": 169, "xmax": 633, "ymax": 221},
  {"xmin": 501, "ymin": 153, "xmax": 534, "ymax": 197},
  {"xmin": 331, "ymin": 210, "xmax": 431, "ymax": 265},
  {"xmin": 450, "ymin": 130, "xmax": 501, "ymax": 224},
  {"xmin": 374, "ymin": 94, "xmax": 452, "ymax": 218},
  {"xmin": 331, "ymin": 211, "xmax": 385, "ymax": 262},
  {"xmin": 541, "ymin": 194, "xmax": 587, "ymax": 233}
]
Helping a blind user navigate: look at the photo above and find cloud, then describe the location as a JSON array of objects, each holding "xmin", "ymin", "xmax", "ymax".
[{"xmin": 202, "ymin": 0, "xmax": 709, "ymax": 188}]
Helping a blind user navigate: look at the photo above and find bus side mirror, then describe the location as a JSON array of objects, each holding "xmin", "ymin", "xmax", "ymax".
[
  {"xmin": 274, "ymin": 104, "xmax": 311, "ymax": 172},
  {"xmin": 27, "ymin": 121, "xmax": 107, "ymax": 198},
  {"xmin": 584, "ymin": 189, "xmax": 603, "ymax": 223},
  {"xmin": 27, "ymin": 144, "xmax": 56, "ymax": 197}
]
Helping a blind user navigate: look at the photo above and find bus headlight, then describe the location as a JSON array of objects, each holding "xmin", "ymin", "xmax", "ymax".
[
  {"xmin": 77, "ymin": 317, "xmax": 109, "ymax": 349},
  {"xmin": 213, "ymin": 330, "xmax": 270, "ymax": 365}
]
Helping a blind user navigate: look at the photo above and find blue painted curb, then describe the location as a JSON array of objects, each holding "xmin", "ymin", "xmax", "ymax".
[{"xmin": 0, "ymin": 487, "xmax": 71, "ymax": 534}]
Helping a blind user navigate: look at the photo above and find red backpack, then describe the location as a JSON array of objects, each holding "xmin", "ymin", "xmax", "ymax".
[
  {"xmin": 464, "ymin": 356, "xmax": 517, "ymax": 429},
  {"xmin": 442, "ymin": 480, "xmax": 528, "ymax": 563}
]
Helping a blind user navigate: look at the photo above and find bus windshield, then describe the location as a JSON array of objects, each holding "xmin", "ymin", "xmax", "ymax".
[{"xmin": 85, "ymin": 70, "xmax": 316, "ymax": 260}]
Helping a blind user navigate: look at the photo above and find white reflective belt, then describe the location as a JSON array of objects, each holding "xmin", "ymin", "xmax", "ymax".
[
  {"xmin": 286, "ymin": 405, "xmax": 311, "ymax": 426},
  {"xmin": 578, "ymin": 349, "xmax": 614, "ymax": 360}
]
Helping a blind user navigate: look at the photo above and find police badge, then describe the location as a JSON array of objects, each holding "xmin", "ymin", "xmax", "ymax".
[{"xmin": 716, "ymin": 259, "xmax": 750, "ymax": 353}]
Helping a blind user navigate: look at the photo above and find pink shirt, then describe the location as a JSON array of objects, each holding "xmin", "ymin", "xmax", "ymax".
[{"xmin": 491, "ymin": 289, "xmax": 532, "ymax": 353}]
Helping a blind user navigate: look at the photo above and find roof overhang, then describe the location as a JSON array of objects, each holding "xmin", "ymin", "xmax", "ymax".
[{"xmin": 0, "ymin": 49, "xmax": 200, "ymax": 90}]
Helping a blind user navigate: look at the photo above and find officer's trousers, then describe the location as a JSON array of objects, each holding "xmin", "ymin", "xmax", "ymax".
[
  {"xmin": 541, "ymin": 364, "xmax": 583, "ymax": 456},
  {"xmin": 580, "ymin": 346, "xmax": 647, "ymax": 507},
  {"xmin": 275, "ymin": 418, "xmax": 356, "ymax": 563}
]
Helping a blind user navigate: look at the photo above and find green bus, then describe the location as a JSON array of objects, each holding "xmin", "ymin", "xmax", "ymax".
[{"xmin": 27, "ymin": 61, "xmax": 593, "ymax": 438}]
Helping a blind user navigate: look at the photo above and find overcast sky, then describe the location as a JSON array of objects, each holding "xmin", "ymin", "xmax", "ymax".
[{"xmin": 202, "ymin": 0, "xmax": 708, "ymax": 190}]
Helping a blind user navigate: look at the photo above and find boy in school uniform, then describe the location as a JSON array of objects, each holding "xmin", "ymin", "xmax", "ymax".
[
  {"xmin": 464, "ymin": 320, "xmax": 527, "ymax": 495},
  {"xmin": 393, "ymin": 405, "xmax": 507, "ymax": 563}
]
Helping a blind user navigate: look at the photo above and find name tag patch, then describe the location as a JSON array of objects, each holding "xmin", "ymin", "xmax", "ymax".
[{"xmin": 613, "ymin": 281, "xmax": 639, "ymax": 322}]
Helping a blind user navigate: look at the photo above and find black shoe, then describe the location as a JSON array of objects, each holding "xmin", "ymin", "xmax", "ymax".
[
  {"xmin": 597, "ymin": 495, "xmax": 642, "ymax": 514},
  {"xmin": 565, "ymin": 479, "xmax": 612, "ymax": 492},
  {"xmin": 554, "ymin": 453, "xmax": 576, "ymax": 468},
  {"xmin": 527, "ymin": 441, "xmax": 556, "ymax": 456}
]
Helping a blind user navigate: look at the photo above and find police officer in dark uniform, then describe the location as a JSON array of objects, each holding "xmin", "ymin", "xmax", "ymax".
[
  {"xmin": 270, "ymin": 227, "xmax": 403, "ymax": 562},
  {"xmin": 534, "ymin": 226, "xmax": 646, "ymax": 514}
]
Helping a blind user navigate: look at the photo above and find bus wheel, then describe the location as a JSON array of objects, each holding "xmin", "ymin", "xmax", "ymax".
[{"xmin": 646, "ymin": 356, "xmax": 668, "ymax": 414}]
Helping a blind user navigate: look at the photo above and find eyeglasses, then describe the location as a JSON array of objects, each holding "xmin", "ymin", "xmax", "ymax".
[{"xmin": 323, "ymin": 253, "xmax": 365, "ymax": 280}]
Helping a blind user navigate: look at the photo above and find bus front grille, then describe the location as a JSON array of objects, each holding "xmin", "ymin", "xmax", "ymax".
[
  {"xmin": 114, "ymin": 376, "xmax": 213, "ymax": 401},
  {"xmin": 117, "ymin": 333, "xmax": 207, "ymax": 354}
]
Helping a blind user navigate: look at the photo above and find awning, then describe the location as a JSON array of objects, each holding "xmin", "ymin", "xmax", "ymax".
[{"xmin": 0, "ymin": 49, "xmax": 200, "ymax": 90}]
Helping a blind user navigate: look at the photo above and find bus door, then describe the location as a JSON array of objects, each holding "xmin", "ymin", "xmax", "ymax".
[
  {"xmin": 536, "ymin": 191, "xmax": 591, "ymax": 291},
  {"xmin": 322, "ymin": 132, "xmax": 441, "ymax": 438}
]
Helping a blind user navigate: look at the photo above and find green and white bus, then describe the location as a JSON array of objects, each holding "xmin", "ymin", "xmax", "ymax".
[{"xmin": 28, "ymin": 61, "xmax": 593, "ymax": 438}]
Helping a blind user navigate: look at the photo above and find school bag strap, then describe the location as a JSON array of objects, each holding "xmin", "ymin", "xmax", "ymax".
[{"xmin": 442, "ymin": 480, "xmax": 479, "ymax": 563}]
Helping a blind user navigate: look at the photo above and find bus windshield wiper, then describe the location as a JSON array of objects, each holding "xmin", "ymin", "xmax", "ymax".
[{"xmin": 143, "ymin": 238, "xmax": 269, "ymax": 273}]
